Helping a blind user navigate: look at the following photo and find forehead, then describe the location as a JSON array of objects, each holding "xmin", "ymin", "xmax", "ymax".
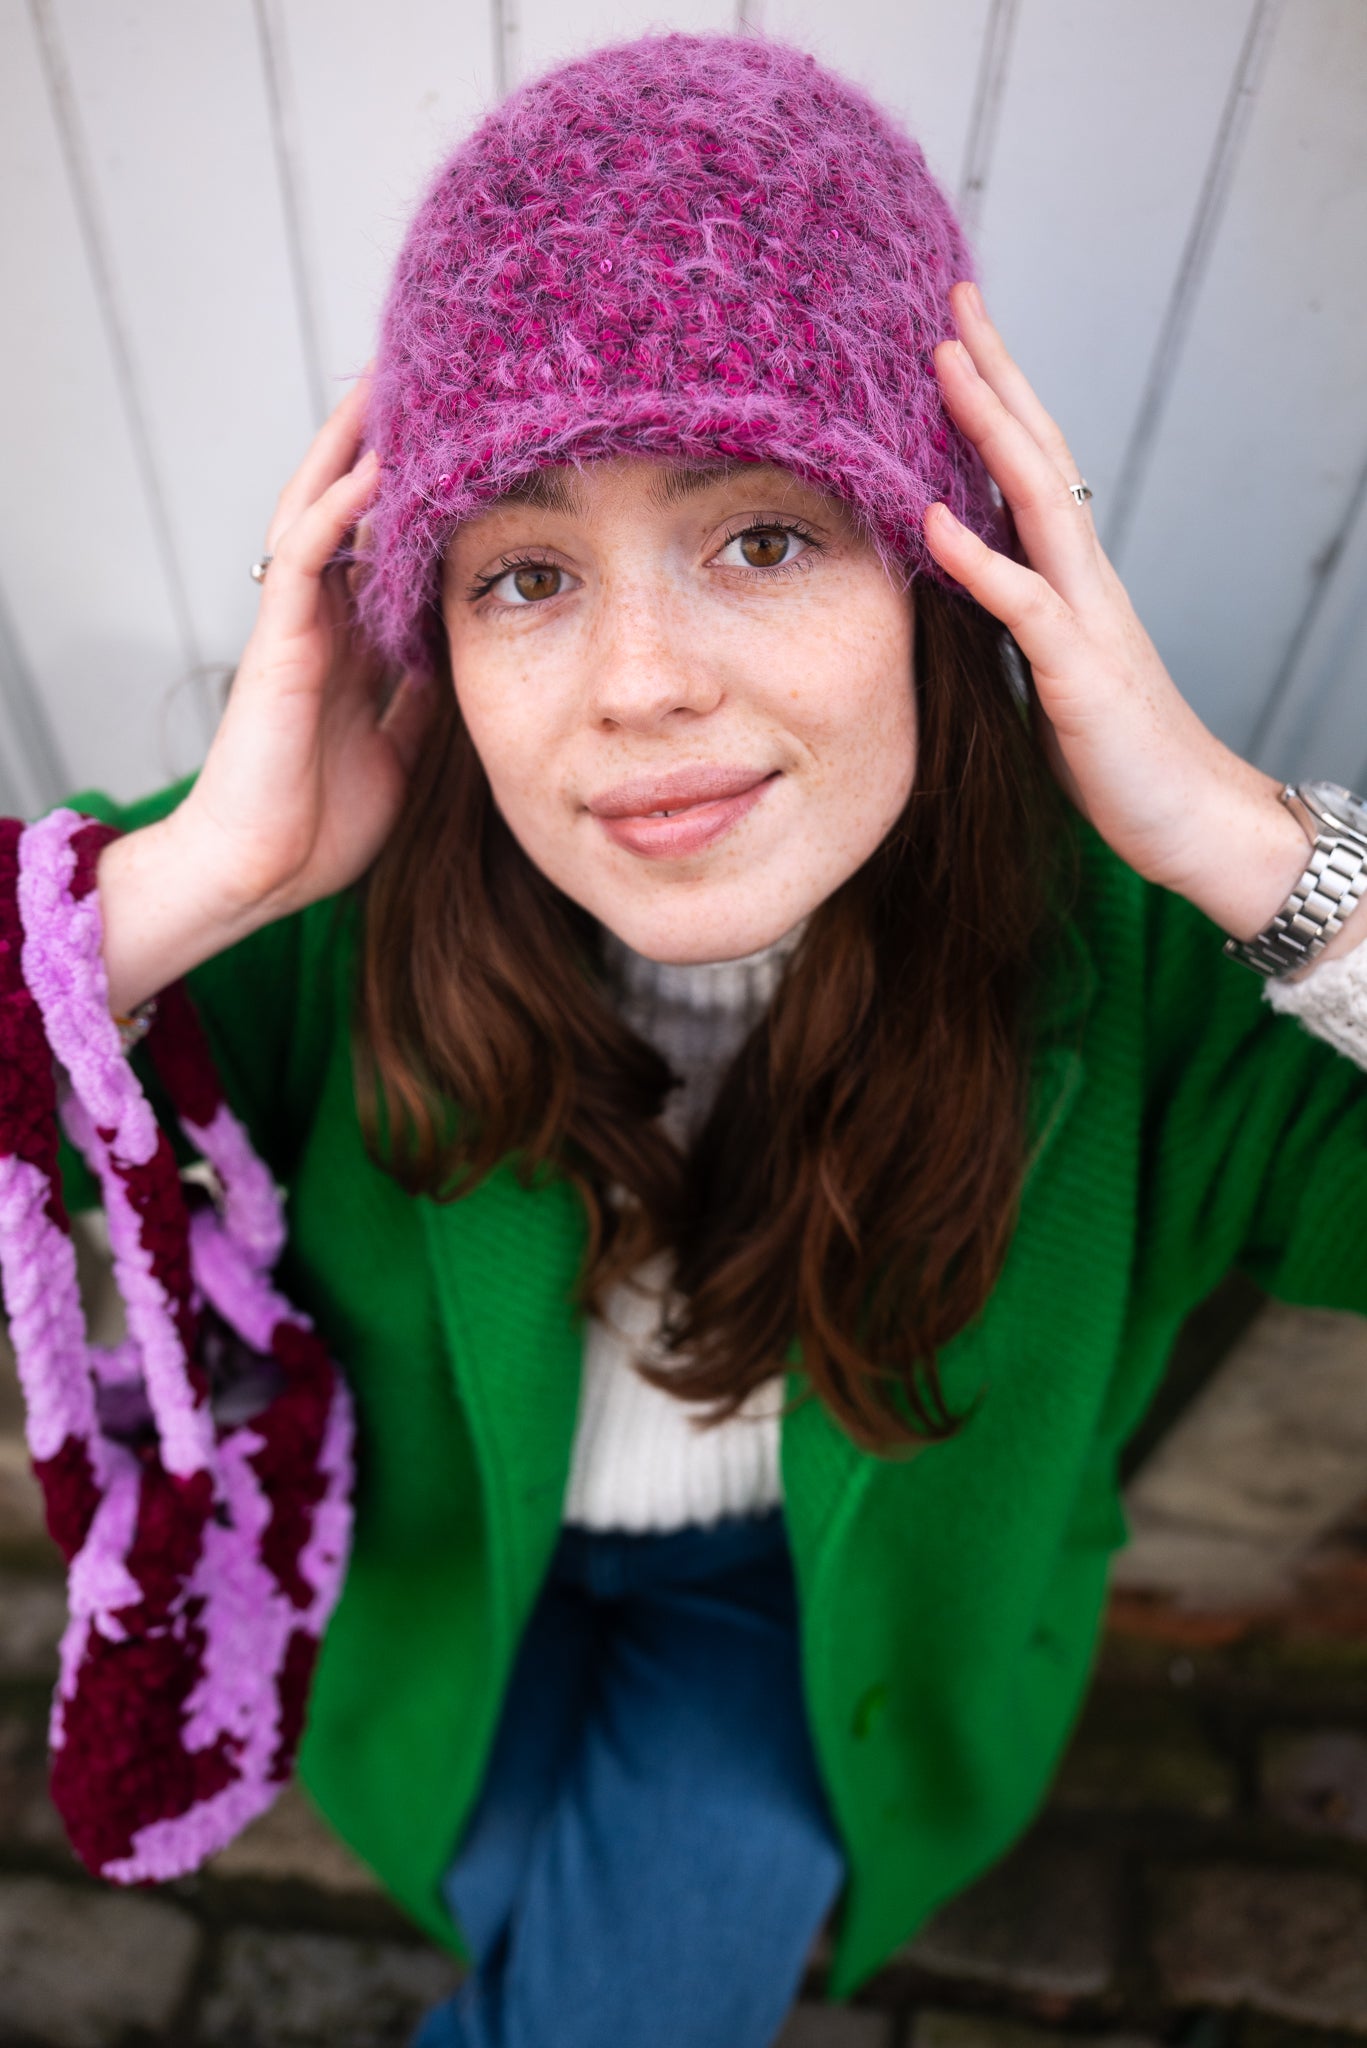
[{"xmin": 482, "ymin": 458, "xmax": 822, "ymax": 519}]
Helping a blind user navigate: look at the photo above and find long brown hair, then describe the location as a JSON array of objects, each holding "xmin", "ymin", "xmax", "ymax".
[{"xmin": 352, "ymin": 578, "xmax": 1074, "ymax": 1452}]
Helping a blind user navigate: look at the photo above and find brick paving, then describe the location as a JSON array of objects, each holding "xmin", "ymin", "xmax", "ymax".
[{"xmin": 4, "ymin": 1284, "xmax": 1367, "ymax": 2044}]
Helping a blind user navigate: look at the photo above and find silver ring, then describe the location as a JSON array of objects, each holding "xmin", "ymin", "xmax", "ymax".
[
  {"xmin": 1069, "ymin": 480, "xmax": 1093, "ymax": 506},
  {"xmin": 250, "ymin": 554, "xmax": 274, "ymax": 583}
]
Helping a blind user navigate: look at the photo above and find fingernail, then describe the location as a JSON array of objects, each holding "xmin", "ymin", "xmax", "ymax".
[
  {"xmin": 952, "ymin": 339, "xmax": 978, "ymax": 377},
  {"xmin": 928, "ymin": 502, "xmax": 962, "ymax": 533},
  {"xmin": 965, "ymin": 281, "xmax": 986, "ymax": 320}
]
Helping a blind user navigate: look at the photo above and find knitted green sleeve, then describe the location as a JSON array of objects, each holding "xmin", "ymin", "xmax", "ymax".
[{"xmin": 1137, "ymin": 862, "xmax": 1367, "ymax": 1322}]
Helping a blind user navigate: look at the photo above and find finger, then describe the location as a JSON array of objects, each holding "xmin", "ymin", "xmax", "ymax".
[
  {"xmin": 949, "ymin": 282, "xmax": 1092, "ymax": 514},
  {"xmin": 343, "ymin": 514, "xmax": 375, "ymax": 602},
  {"xmin": 265, "ymin": 373, "xmax": 374, "ymax": 552},
  {"xmin": 922, "ymin": 501, "xmax": 1084, "ymax": 683},
  {"xmin": 934, "ymin": 337, "xmax": 1105, "ymax": 618},
  {"xmin": 253, "ymin": 450, "xmax": 379, "ymax": 651}
]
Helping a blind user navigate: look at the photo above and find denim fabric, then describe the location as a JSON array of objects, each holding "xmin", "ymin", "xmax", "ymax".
[{"xmin": 409, "ymin": 1508, "xmax": 847, "ymax": 2048}]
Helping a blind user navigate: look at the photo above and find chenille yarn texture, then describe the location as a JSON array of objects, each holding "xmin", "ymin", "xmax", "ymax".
[
  {"xmin": 0, "ymin": 808, "xmax": 354, "ymax": 1885},
  {"xmin": 355, "ymin": 31, "xmax": 1012, "ymax": 681}
]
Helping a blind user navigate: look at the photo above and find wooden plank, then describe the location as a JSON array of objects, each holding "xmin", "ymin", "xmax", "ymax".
[
  {"xmin": 760, "ymin": 0, "xmax": 995, "ymax": 196},
  {"xmin": 52, "ymin": 0, "xmax": 316, "ymax": 741},
  {"xmin": 956, "ymin": 0, "xmax": 1021, "ymax": 242},
  {"xmin": 1248, "ymin": 446, "xmax": 1367, "ymax": 784},
  {"xmin": 263, "ymin": 0, "xmax": 499, "ymax": 395},
  {"xmin": 1113, "ymin": 0, "xmax": 1367, "ymax": 759},
  {"xmin": 0, "ymin": 576, "xmax": 67, "ymax": 818},
  {"xmin": 0, "ymin": 1, "xmax": 196, "ymax": 804},
  {"xmin": 969, "ymin": 0, "xmax": 1256, "ymax": 535}
]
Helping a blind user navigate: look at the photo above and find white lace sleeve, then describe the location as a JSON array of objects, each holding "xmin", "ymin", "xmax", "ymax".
[{"xmin": 1263, "ymin": 932, "xmax": 1367, "ymax": 1071}]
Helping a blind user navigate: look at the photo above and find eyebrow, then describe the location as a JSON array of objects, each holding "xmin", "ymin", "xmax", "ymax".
[{"xmin": 491, "ymin": 459, "xmax": 758, "ymax": 518}]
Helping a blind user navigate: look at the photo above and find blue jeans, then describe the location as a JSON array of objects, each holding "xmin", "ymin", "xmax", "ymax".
[{"xmin": 410, "ymin": 1507, "xmax": 847, "ymax": 2048}]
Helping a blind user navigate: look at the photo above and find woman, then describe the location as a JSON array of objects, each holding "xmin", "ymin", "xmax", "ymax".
[{"xmin": 64, "ymin": 30, "xmax": 1367, "ymax": 2048}]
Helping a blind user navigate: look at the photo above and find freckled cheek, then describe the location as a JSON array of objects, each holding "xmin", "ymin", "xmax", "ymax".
[
  {"xmin": 481, "ymin": 726, "xmax": 563, "ymax": 824},
  {"xmin": 454, "ymin": 662, "xmax": 575, "ymax": 811},
  {"xmin": 779, "ymin": 664, "xmax": 914, "ymax": 778},
  {"xmin": 792, "ymin": 665, "xmax": 915, "ymax": 839},
  {"xmin": 869, "ymin": 705, "xmax": 919, "ymax": 828}
]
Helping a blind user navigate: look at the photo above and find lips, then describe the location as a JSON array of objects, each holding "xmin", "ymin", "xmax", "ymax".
[
  {"xmin": 588, "ymin": 767, "xmax": 781, "ymax": 860},
  {"xmin": 587, "ymin": 766, "xmax": 776, "ymax": 820}
]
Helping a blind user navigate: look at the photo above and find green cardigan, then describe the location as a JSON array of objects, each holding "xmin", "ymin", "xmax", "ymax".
[{"xmin": 51, "ymin": 772, "xmax": 1367, "ymax": 2002}]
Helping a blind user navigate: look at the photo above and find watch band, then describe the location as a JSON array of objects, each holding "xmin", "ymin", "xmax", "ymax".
[{"xmin": 1223, "ymin": 784, "xmax": 1367, "ymax": 977}]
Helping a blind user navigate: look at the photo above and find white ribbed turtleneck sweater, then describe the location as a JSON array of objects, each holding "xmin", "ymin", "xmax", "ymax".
[{"xmin": 560, "ymin": 919, "xmax": 805, "ymax": 1531}]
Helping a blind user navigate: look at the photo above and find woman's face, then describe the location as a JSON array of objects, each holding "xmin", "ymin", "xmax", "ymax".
[{"xmin": 439, "ymin": 456, "xmax": 917, "ymax": 964}]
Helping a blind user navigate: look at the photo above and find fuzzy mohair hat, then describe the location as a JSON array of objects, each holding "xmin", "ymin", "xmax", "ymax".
[{"xmin": 355, "ymin": 31, "xmax": 1010, "ymax": 682}]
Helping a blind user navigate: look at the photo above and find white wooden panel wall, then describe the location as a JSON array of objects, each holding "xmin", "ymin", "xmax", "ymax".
[
  {"xmin": 54, "ymin": 1, "xmax": 315, "ymax": 756},
  {"xmin": 1116, "ymin": 0, "xmax": 1367, "ymax": 774},
  {"xmin": 266, "ymin": 0, "xmax": 499, "ymax": 391},
  {"xmin": 763, "ymin": 0, "xmax": 994, "ymax": 199},
  {"xmin": 1, "ymin": 0, "xmax": 1364, "ymax": 810},
  {"xmin": 511, "ymin": 0, "xmax": 736, "ymax": 90},
  {"xmin": 2, "ymin": 1, "xmax": 198, "ymax": 805},
  {"xmin": 968, "ymin": 0, "xmax": 1256, "ymax": 534}
]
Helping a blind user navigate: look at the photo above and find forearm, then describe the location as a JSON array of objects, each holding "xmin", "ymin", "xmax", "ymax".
[{"xmin": 95, "ymin": 813, "xmax": 276, "ymax": 1020}]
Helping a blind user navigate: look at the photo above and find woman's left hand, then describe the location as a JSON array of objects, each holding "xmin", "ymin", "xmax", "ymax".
[{"xmin": 922, "ymin": 279, "xmax": 1324, "ymax": 953}]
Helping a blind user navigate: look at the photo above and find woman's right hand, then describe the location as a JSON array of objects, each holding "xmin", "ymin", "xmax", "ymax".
[
  {"xmin": 167, "ymin": 367, "xmax": 433, "ymax": 925},
  {"xmin": 95, "ymin": 370, "xmax": 436, "ymax": 1018}
]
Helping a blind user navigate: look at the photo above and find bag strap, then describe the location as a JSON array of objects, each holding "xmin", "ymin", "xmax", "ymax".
[
  {"xmin": 16, "ymin": 809, "xmax": 216, "ymax": 1482},
  {"xmin": 137, "ymin": 980, "xmax": 287, "ymax": 1276},
  {"xmin": 0, "ymin": 817, "xmax": 112, "ymax": 1551},
  {"xmin": 54, "ymin": 822, "xmax": 287, "ymax": 1277}
]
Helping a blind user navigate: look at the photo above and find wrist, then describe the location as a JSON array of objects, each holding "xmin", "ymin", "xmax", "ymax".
[
  {"xmin": 160, "ymin": 795, "xmax": 306, "ymax": 931},
  {"xmin": 96, "ymin": 812, "xmax": 272, "ymax": 1019},
  {"xmin": 1177, "ymin": 763, "xmax": 1367, "ymax": 979},
  {"xmin": 1172, "ymin": 758, "xmax": 1309, "ymax": 944},
  {"xmin": 1278, "ymin": 786, "xmax": 1367, "ymax": 970}
]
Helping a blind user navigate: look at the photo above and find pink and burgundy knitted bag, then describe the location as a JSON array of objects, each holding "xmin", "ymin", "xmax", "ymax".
[
  {"xmin": 354, "ymin": 30, "xmax": 1013, "ymax": 683},
  {"xmin": 0, "ymin": 810, "xmax": 354, "ymax": 1883}
]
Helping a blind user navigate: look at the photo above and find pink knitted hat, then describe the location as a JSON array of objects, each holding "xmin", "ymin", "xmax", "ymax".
[{"xmin": 355, "ymin": 31, "xmax": 1011, "ymax": 682}]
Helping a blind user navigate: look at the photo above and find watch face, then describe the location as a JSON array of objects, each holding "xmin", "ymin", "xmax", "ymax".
[{"xmin": 1305, "ymin": 781, "xmax": 1367, "ymax": 838}]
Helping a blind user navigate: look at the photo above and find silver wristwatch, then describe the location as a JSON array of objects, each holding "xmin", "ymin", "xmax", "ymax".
[{"xmin": 1223, "ymin": 781, "xmax": 1367, "ymax": 977}]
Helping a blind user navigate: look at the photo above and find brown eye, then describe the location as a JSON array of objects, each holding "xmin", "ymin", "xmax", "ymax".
[
  {"xmin": 739, "ymin": 528, "xmax": 791, "ymax": 568},
  {"xmin": 511, "ymin": 565, "xmax": 562, "ymax": 602}
]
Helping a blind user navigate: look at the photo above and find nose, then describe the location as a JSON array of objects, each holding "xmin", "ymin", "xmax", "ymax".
[{"xmin": 584, "ymin": 592, "xmax": 725, "ymax": 732}]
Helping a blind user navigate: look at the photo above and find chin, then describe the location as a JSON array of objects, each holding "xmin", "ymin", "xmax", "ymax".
[{"xmin": 592, "ymin": 885, "xmax": 814, "ymax": 967}]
